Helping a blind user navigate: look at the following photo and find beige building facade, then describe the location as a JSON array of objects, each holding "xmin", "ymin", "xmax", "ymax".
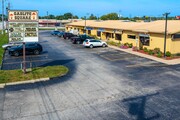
[{"xmin": 66, "ymin": 20, "xmax": 180, "ymax": 54}]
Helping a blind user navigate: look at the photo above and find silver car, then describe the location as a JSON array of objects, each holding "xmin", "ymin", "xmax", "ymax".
[
  {"xmin": 83, "ymin": 39, "xmax": 108, "ymax": 48},
  {"xmin": 2, "ymin": 42, "xmax": 22, "ymax": 50}
]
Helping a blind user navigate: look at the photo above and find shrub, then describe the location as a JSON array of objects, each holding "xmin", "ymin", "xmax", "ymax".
[
  {"xmin": 124, "ymin": 42, "xmax": 129, "ymax": 46},
  {"xmin": 107, "ymin": 41, "xmax": 121, "ymax": 47},
  {"xmin": 153, "ymin": 48, "xmax": 160, "ymax": 54},
  {"xmin": 128, "ymin": 43, "xmax": 133, "ymax": 48},
  {"xmin": 148, "ymin": 50, "xmax": 154, "ymax": 55},
  {"xmin": 143, "ymin": 47, "xmax": 148, "ymax": 52},
  {"xmin": 120, "ymin": 44, "xmax": 129, "ymax": 49},
  {"xmin": 157, "ymin": 52, "xmax": 163, "ymax": 58},
  {"xmin": 166, "ymin": 51, "xmax": 171, "ymax": 57},
  {"xmin": 176, "ymin": 53, "xmax": 180, "ymax": 56},
  {"xmin": 139, "ymin": 46, "xmax": 143, "ymax": 50}
]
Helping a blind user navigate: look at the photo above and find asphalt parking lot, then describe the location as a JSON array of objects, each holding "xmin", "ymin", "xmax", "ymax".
[{"xmin": 0, "ymin": 31, "xmax": 180, "ymax": 120}]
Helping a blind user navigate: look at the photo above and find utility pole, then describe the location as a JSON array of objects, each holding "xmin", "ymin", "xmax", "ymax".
[
  {"xmin": 6, "ymin": 2, "xmax": 10, "ymax": 29},
  {"xmin": 1, "ymin": 0, "xmax": 4, "ymax": 34},
  {"xmin": 163, "ymin": 12, "xmax": 170, "ymax": 58},
  {"xmin": 119, "ymin": 10, "xmax": 121, "ymax": 20},
  {"xmin": 71, "ymin": 13, "xmax": 73, "ymax": 22},
  {"xmin": 84, "ymin": 16, "xmax": 86, "ymax": 34},
  {"xmin": 47, "ymin": 11, "xmax": 48, "ymax": 27}
]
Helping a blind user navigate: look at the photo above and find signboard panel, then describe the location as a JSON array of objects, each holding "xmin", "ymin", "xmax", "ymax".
[
  {"xmin": 8, "ymin": 10, "xmax": 39, "ymax": 43},
  {"xmin": 8, "ymin": 10, "xmax": 38, "ymax": 22}
]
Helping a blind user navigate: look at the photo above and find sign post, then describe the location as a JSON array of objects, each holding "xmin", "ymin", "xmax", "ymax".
[
  {"xmin": 8, "ymin": 10, "xmax": 39, "ymax": 73},
  {"xmin": 23, "ymin": 42, "xmax": 26, "ymax": 74},
  {"xmin": 8, "ymin": 10, "xmax": 39, "ymax": 43}
]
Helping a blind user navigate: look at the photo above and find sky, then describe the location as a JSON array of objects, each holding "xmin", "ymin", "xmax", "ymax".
[{"xmin": 1, "ymin": 0, "xmax": 180, "ymax": 17}]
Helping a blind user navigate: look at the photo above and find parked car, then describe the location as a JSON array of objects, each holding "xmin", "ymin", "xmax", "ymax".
[
  {"xmin": 2, "ymin": 42, "xmax": 23, "ymax": 50},
  {"xmin": 51, "ymin": 30, "xmax": 61, "ymax": 35},
  {"xmin": 83, "ymin": 39, "xmax": 108, "ymax": 48},
  {"xmin": 57, "ymin": 31, "xmax": 65, "ymax": 37},
  {"xmin": 63, "ymin": 32, "xmax": 77, "ymax": 39},
  {"xmin": 71, "ymin": 35, "xmax": 94, "ymax": 44},
  {"xmin": 8, "ymin": 42, "xmax": 43, "ymax": 57}
]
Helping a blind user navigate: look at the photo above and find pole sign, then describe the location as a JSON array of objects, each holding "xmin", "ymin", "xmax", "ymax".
[
  {"xmin": 8, "ymin": 10, "xmax": 38, "ymax": 22},
  {"xmin": 8, "ymin": 10, "xmax": 39, "ymax": 42}
]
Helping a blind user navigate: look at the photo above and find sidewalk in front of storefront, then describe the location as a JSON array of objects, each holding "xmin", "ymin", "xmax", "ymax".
[{"xmin": 109, "ymin": 45, "xmax": 180, "ymax": 65}]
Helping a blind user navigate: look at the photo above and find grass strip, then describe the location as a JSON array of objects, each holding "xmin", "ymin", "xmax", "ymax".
[
  {"xmin": 0, "ymin": 32, "xmax": 8, "ymax": 65},
  {"xmin": 0, "ymin": 65, "xmax": 68, "ymax": 84}
]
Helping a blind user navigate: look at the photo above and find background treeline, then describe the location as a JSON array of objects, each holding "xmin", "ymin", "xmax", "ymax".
[
  {"xmin": 39, "ymin": 12, "xmax": 177, "ymax": 21},
  {"xmin": 0, "ymin": 12, "xmax": 177, "ymax": 21}
]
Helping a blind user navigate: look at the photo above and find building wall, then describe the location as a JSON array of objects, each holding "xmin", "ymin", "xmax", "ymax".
[
  {"xmin": 65, "ymin": 25, "xmax": 180, "ymax": 54},
  {"xmin": 122, "ymin": 31, "xmax": 138, "ymax": 46},
  {"xmin": 171, "ymin": 39, "xmax": 180, "ymax": 54},
  {"xmin": 148, "ymin": 33, "xmax": 172, "ymax": 53}
]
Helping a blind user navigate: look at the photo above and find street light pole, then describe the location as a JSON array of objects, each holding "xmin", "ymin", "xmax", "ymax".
[{"xmin": 163, "ymin": 12, "xmax": 170, "ymax": 58}]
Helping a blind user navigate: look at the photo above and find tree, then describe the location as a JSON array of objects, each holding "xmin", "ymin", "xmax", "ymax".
[
  {"xmin": 49, "ymin": 14, "xmax": 55, "ymax": 19},
  {"xmin": 73, "ymin": 15, "xmax": 79, "ymax": 19},
  {"xmin": 100, "ymin": 13, "xmax": 119, "ymax": 20},
  {"xmin": 88, "ymin": 14, "xmax": 97, "ymax": 20},
  {"xmin": 56, "ymin": 15, "xmax": 64, "ymax": 20},
  {"xmin": 63, "ymin": 13, "xmax": 73, "ymax": 19}
]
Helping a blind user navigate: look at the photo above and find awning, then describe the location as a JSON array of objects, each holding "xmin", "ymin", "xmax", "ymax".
[
  {"xmin": 114, "ymin": 29, "xmax": 123, "ymax": 34},
  {"xmin": 86, "ymin": 27, "xmax": 93, "ymax": 30},
  {"xmin": 139, "ymin": 34, "xmax": 149, "ymax": 37},
  {"xmin": 133, "ymin": 29, "xmax": 149, "ymax": 33},
  {"xmin": 97, "ymin": 28, "xmax": 105, "ymax": 32},
  {"xmin": 172, "ymin": 33, "xmax": 180, "ymax": 39}
]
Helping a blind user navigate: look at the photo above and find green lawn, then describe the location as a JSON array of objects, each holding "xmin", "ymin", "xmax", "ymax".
[
  {"xmin": 0, "ymin": 31, "xmax": 69, "ymax": 84},
  {"xmin": 0, "ymin": 32, "xmax": 8, "ymax": 65},
  {"xmin": 0, "ymin": 65, "xmax": 68, "ymax": 84}
]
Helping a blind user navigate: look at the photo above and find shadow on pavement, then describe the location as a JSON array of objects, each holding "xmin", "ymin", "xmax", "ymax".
[
  {"xmin": 4, "ymin": 59, "xmax": 77, "ymax": 91},
  {"xmin": 122, "ymin": 92, "xmax": 160, "ymax": 120},
  {"xmin": 39, "ymin": 59, "xmax": 75, "ymax": 67}
]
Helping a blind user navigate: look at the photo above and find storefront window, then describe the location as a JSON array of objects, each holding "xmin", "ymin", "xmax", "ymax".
[
  {"xmin": 112, "ymin": 33, "xmax": 114, "ymax": 38},
  {"xmin": 88, "ymin": 30, "xmax": 91, "ymax": 35},
  {"xmin": 115, "ymin": 34, "xmax": 121, "ymax": 40},
  {"xmin": 128, "ymin": 35, "xmax": 136, "ymax": 39},
  {"xmin": 106, "ymin": 33, "xmax": 111, "ymax": 39},
  {"xmin": 140, "ymin": 36, "xmax": 150, "ymax": 46},
  {"xmin": 172, "ymin": 34, "xmax": 180, "ymax": 39},
  {"xmin": 97, "ymin": 31, "xmax": 101, "ymax": 37}
]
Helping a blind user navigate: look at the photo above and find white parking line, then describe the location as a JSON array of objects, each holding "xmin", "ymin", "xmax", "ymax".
[
  {"xmin": 4, "ymin": 55, "xmax": 48, "ymax": 60},
  {"xmin": 126, "ymin": 61, "xmax": 166, "ymax": 68},
  {"xmin": 100, "ymin": 54, "xmax": 135, "ymax": 61},
  {"xmin": 3, "ymin": 59, "xmax": 53, "ymax": 65}
]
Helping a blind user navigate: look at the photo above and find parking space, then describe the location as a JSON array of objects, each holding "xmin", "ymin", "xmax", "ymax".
[
  {"xmin": 54, "ymin": 35, "xmax": 165, "ymax": 68},
  {"xmin": 2, "ymin": 49, "xmax": 51, "ymax": 70},
  {"xmin": 1, "ymin": 31, "xmax": 180, "ymax": 120}
]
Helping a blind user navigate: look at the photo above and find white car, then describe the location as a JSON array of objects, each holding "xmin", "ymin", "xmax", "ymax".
[{"xmin": 83, "ymin": 39, "xmax": 108, "ymax": 48}]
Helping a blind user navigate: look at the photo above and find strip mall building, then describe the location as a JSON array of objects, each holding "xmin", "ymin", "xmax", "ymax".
[{"xmin": 65, "ymin": 20, "xmax": 180, "ymax": 54}]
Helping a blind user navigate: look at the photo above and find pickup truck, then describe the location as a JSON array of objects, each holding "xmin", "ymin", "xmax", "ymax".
[{"xmin": 71, "ymin": 35, "xmax": 94, "ymax": 44}]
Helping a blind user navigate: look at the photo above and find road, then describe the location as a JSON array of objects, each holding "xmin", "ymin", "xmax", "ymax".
[{"xmin": 0, "ymin": 31, "xmax": 180, "ymax": 120}]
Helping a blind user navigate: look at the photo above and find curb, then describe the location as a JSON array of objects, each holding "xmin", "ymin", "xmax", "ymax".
[
  {"xmin": 0, "ymin": 49, "xmax": 6, "ymax": 70},
  {"xmin": 0, "ymin": 78, "xmax": 49, "ymax": 88},
  {"xmin": 109, "ymin": 45, "xmax": 180, "ymax": 65}
]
